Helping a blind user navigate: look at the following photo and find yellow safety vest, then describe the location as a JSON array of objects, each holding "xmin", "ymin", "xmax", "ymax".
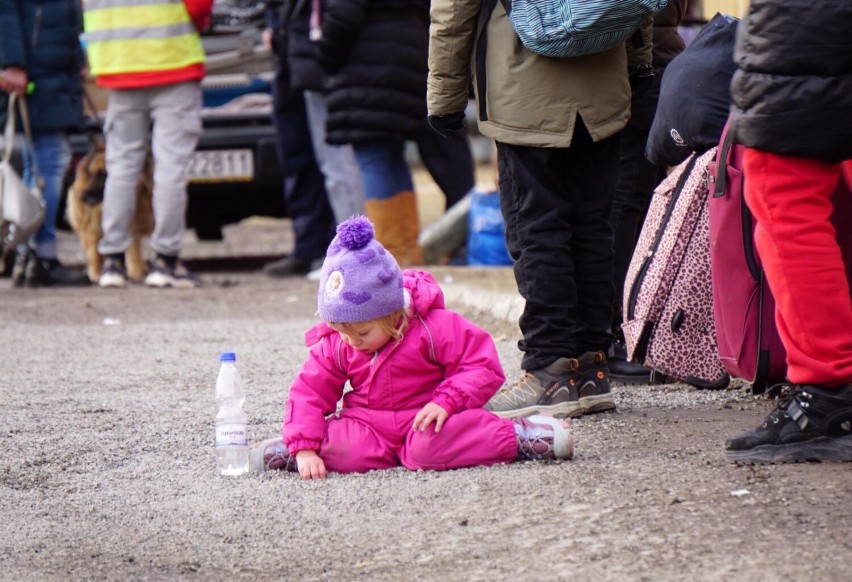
[{"xmin": 83, "ymin": 0, "xmax": 205, "ymax": 76}]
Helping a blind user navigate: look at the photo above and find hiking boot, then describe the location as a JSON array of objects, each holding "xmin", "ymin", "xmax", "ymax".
[
  {"xmin": 262, "ymin": 255, "xmax": 322, "ymax": 278},
  {"xmin": 485, "ymin": 358, "xmax": 579, "ymax": 419},
  {"xmin": 249, "ymin": 437, "xmax": 298, "ymax": 473},
  {"xmin": 486, "ymin": 351, "xmax": 616, "ymax": 419},
  {"xmin": 24, "ymin": 255, "xmax": 90, "ymax": 288},
  {"xmin": 145, "ymin": 255, "xmax": 199, "ymax": 289},
  {"xmin": 98, "ymin": 256, "xmax": 128, "ymax": 288},
  {"xmin": 513, "ymin": 414, "xmax": 574, "ymax": 461},
  {"xmin": 725, "ymin": 383, "xmax": 852, "ymax": 464},
  {"xmin": 570, "ymin": 351, "xmax": 617, "ymax": 416}
]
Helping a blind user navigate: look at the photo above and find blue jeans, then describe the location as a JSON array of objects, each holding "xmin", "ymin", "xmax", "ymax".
[
  {"xmin": 23, "ymin": 132, "xmax": 71, "ymax": 259},
  {"xmin": 353, "ymin": 140, "xmax": 413, "ymax": 201},
  {"xmin": 304, "ymin": 91, "xmax": 364, "ymax": 222}
]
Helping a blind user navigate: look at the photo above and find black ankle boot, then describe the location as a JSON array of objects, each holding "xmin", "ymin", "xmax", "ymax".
[
  {"xmin": 607, "ymin": 335, "xmax": 671, "ymax": 386},
  {"xmin": 11, "ymin": 248, "xmax": 32, "ymax": 288},
  {"xmin": 25, "ymin": 256, "xmax": 90, "ymax": 287}
]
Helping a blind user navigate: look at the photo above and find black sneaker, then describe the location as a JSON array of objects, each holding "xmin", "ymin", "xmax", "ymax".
[
  {"xmin": 25, "ymin": 255, "xmax": 90, "ymax": 287},
  {"xmin": 11, "ymin": 248, "xmax": 31, "ymax": 288},
  {"xmin": 485, "ymin": 351, "xmax": 616, "ymax": 419},
  {"xmin": 725, "ymin": 384, "xmax": 852, "ymax": 464},
  {"xmin": 98, "ymin": 256, "xmax": 128, "ymax": 288},
  {"xmin": 145, "ymin": 255, "xmax": 199, "ymax": 289},
  {"xmin": 262, "ymin": 255, "xmax": 322, "ymax": 278}
]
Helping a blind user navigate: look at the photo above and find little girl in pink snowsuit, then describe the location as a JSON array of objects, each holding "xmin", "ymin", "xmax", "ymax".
[{"xmin": 251, "ymin": 216, "xmax": 572, "ymax": 479}]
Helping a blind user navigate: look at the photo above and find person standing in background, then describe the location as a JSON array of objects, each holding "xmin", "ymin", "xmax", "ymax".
[
  {"xmin": 608, "ymin": 0, "xmax": 688, "ymax": 385},
  {"xmin": 724, "ymin": 0, "xmax": 852, "ymax": 464},
  {"xmin": 274, "ymin": 0, "xmax": 364, "ymax": 227},
  {"xmin": 0, "ymin": 0, "xmax": 90, "ymax": 287},
  {"xmin": 81, "ymin": 0, "xmax": 212, "ymax": 288},
  {"xmin": 259, "ymin": 0, "xmax": 338, "ymax": 278},
  {"xmin": 313, "ymin": 0, "xmax": 430, "ymax": 267}
]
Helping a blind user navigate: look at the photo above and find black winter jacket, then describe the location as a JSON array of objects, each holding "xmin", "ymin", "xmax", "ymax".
[
  {"xmin": 0, "ymin": 0, "xmax": 85, "ymax": 133},
  {"xmin": 729, "ymin": 0, "xmax": 852, "ymax": 164},
  {"xmin": 277, "ymin": 0, "xmax": 326, "ymax": 94},
  {"xmin": 315, "ymin": 0, "xmax": 429, "ymax": 145}
]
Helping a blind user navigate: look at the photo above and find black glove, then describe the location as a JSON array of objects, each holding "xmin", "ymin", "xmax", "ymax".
[
  {"xmin": 628, "ymin": 63, "xmax": 655, "ymax": 97},
  {"xmin": 427, "ymin": 112, "xmax": 466, "ymax": 138}
]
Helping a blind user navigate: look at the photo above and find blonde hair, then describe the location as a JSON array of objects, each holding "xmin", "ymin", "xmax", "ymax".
[{"xmin": 331, "ymin": 308, "xmax": 409, "ymax": 342}]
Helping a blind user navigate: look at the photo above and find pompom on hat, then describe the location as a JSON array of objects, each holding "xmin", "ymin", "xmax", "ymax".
[{"xmin": 317, "ymin": 215, "xmax": 404, "ymax": 323}]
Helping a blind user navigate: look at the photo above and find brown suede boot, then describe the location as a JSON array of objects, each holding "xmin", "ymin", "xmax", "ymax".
[{"xmin": 364, "ymin": 191, "xmax": 424, "ymax": 267}]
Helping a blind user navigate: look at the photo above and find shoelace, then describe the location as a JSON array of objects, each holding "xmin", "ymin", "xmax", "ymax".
[
  {"xmin": 516, "ymin": 424, "xmax": 553, "ymax": 460},
  {"xmin": 763, "ymin": 388, "xmax": 813, "ymax": 431},
  {"xmin": 496, "ymin": 373, "xmax": 540, "ymax": 404}
]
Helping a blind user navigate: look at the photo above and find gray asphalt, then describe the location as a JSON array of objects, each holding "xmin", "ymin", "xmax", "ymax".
[{"xmin": 1, "ymin": 226, "xmax": 850, "ymax": 581}]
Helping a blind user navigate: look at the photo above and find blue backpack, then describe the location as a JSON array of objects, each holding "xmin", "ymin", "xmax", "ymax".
[{"xmin": 500, "ymin": 0, "xmax": 668, "ymax": 58}]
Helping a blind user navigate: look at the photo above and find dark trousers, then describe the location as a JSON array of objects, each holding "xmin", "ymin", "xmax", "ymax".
[
  {"xmin": 610, "ymin": 122, "xmax": 666, "ymax": 325},
  {"xmin": 497, "ymin": 120, "xmax": 621, "ymax": 371},
  {"xmin": 271, "ymin": 93, "xmax": 335, "ymax": 262},
  {"xmin": 611, "ymin": 77, "xmax": 666, "ymax": 326}
]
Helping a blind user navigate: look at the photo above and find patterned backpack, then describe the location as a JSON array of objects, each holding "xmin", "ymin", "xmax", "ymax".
[{"xmin": 499, "ymin": 0, "xmax": 668, "ymax": 58}]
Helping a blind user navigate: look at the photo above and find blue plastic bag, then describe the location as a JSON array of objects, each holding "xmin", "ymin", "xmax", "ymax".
[{"xmin": 467, "ymin": 190, "xmax": 512, "ymax": 266}]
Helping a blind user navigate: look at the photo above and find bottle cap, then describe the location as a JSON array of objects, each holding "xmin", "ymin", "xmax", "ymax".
[{"xmin": 219, "ymin": 351, "xmax": 236, "ymax": 362}]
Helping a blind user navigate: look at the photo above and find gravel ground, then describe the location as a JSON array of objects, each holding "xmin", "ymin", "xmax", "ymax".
[{"xmin": 1, "ymin": 226, "xmax": 850, "ymax": 582}]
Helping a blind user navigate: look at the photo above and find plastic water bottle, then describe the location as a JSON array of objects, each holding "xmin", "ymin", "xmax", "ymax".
[{"xmin": 215, "ymin": 352, "xmax": 249, "ymax": 476}]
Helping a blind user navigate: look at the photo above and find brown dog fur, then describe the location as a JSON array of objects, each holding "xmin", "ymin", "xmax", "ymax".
[{"xmin": 66, "ymin": 142, "xmax": 155, "ymax": 282}]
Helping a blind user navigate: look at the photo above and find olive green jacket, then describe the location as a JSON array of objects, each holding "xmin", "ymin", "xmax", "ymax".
[{"xmin": 427, "ymin": 0, "xmax": 631, "ymax": 147}]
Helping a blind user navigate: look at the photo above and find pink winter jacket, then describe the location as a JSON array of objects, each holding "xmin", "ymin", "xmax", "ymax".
[{"xmin": 283, "ymin": 270, "xmax": 506, "ymax": 454}]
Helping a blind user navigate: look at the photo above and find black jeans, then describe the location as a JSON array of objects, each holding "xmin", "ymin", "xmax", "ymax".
[
  {"xmin": 610, "ymin": 78, "xmax": 667, "ymax": 326},
  {"xmin": 497, "ymin": 119, "xmax": 621, "ymax": 371}
]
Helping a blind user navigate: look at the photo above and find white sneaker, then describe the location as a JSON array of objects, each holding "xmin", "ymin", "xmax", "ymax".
[
  {"xmin": 513, "ymin": 414, "xmax": 574, "ymax": 461},
  {"xmin": 98, "ymin": 257, "xmax": 127, "ymax": 288},
  {"xmin": 145, "ymin": 256, "xmax": 199, "ymax": 288}
]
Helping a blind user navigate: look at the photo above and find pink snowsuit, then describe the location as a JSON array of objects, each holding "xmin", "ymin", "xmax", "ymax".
[{"xmin": 283, "ymin": 270, "xmax": 518, "ymax": 473}]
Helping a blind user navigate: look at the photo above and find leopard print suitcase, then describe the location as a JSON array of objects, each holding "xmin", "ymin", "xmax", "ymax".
[{"xmin": 622, "ymin": 148, "xmax": 730, "ymax": 389}]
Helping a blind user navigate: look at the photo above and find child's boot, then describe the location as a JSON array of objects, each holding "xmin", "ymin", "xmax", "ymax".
[
  {"xmin": 249, "ymin": 438, "xmax": 298, "ymax": 472},
  {"xmin": 513, "ymin": 414, "xmax": 574, "ymax": 461}
]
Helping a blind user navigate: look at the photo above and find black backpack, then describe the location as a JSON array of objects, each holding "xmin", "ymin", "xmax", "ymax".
[{"xmin": 645, "ymin": 12, "xmax": 739, "ymax": 167}]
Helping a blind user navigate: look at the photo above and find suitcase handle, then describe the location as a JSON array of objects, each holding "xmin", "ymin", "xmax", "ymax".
[{"xmin": 711, "ymin": 120, "xmax": 736, "ymax": 198}]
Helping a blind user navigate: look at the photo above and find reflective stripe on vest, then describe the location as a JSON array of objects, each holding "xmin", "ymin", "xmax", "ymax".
[{"xmin": 83, "ymin": 0, "xmax": 205, "ymax": 76}]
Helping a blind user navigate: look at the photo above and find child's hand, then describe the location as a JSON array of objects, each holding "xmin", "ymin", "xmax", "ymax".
[
  {"xmin": 296, "ymin": 450, "xmax": 327, "ymax": 480},
  {"xmin": 412, "ymin": 403, "xmax": 449, "ymax": 433}
]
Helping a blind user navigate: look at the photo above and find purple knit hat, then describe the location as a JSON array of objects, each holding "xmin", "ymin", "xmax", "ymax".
[{"xmin": 317, "ymin": 215, "xmax": 404, "ymax": 323}]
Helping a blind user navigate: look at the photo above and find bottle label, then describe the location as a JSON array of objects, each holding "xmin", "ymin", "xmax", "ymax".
[{"xmin": 216, "ymin": 422, "xmax": 248, "ymax": 447}]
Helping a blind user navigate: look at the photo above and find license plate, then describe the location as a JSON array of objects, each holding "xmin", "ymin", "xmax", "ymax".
[{"xmin": 187, "ymin": 149, "xmax": 254, "ymax": 183}]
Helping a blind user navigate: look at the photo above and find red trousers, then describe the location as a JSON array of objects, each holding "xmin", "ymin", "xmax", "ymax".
[{"xmin": 743, "ymin": 149, "xmax": 852, "ymax": 386}]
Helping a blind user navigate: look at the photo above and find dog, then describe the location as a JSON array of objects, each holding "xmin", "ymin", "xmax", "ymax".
[{"xmin": 66, "ymin": 140, "xmax": 155, "ymax": 282}]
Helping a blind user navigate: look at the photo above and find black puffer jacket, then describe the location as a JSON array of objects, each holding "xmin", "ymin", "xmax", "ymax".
[
  {"xmin": 315, "ymin": 0, "xmax": 429, "ymax": 145},
  {"xmin": 278, "ymin": 0, "xmax": 326, "ymax": 93},
  {"xmin": 729, "ymin": 0, "xmax": 852, "ymax": 164},
  {"xmin": 0, "ymin": 0, "xmax": 85, "ymax": 133}
]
